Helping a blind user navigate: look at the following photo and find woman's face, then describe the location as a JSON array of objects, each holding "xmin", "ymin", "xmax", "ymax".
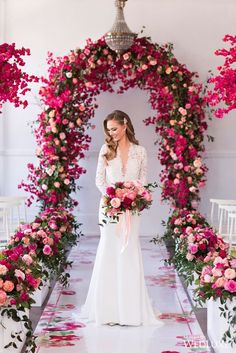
[{"xmin": 106, "ymin": 119, "xmax": 126, "ymax": 142}]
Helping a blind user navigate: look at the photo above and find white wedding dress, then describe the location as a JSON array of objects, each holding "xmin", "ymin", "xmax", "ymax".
[{"xmin": 81, "ymin": 143, "xmax": 163, "ymax": 327}]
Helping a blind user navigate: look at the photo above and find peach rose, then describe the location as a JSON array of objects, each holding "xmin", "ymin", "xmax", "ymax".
[
  {"xmin": 0, "ymin": 290, "xmax": 7, "ymax": 306},
  {"xmin": 76, "ymin": 118, "xmax": 82, "ymax": 126},
  {"xmin": 3, "ymin": 280, "xmax": 14, "ymax": 292},
  {"xmin": 193, "ymin": 158, "xmax": 202, "ymax": 168},
  {"xmin": 110, "ymin": 198, "xmax": 121, "ymax": 209},
  {"xmin": 214, "ymin": 277, "xmax": 226, "ymax": 288},
  {"xmin": 224, "ymin": 268, "xmax": 236, "ymax": 280},
  {"xmin": 48, "ymin": 109, "xmax": 55, "ymax": 118},
  {"xmin": 165, "ymin": 67, "xmax": 172, "ymax": 75},
  {"xmin": 0, "ymin": 264, "xmax": 8, "ymax": 275}
]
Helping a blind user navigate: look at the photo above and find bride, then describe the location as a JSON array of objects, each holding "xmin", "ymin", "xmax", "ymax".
[{"xmin": 81, "ymin": 110, "xmax": 163, "ymax": 327}]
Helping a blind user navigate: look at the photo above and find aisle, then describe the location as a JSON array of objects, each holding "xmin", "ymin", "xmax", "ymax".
[{"xmin": 34, "ymin": 236, "xmax": 211, "ymax": 353}]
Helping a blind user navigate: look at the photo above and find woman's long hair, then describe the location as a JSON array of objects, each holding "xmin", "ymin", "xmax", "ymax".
[{"xmin": 103, "ymin": 110, "xmax": 139, "ymax": 161}]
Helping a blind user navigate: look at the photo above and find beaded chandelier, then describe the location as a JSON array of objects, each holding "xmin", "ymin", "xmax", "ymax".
[{"xmin": 105, "ymin": 0, "xmax": 136, "ymax": 54}]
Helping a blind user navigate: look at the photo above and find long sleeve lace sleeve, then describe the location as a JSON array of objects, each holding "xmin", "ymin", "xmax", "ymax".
[
  {"xmin": 138, "ymin": 147, "xmax": 148, "ymax": 185},
  {"xmin": 95, "ymin": 144, "xmax": 108, "ymax": 194}
]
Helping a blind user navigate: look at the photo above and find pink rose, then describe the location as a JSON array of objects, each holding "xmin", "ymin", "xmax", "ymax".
[
  {"xmin": 123, "ymin": 53, "xmax": 130, "ymax": 60},
  {"xmin": 188, "ymin": 243, "xmax": 198, "ymax": 254},
  {"xmin": 10, "ymin": 298, "xmax": 17, "ymax": 305},
  {"xmin": 64, "ymin": 178, "xmax": 70, "ymax": 185},
  {"xmin": 224, "ymin": 279, "xmax": 236, "ymax": 293},
  {"xmin": 59, "ymin": 132, "xmax": 66, "ymax": 140},
  {"xmin": 22, "ymin": 254, "xmax": 33, "ymax": 266},
  {"xmin": 0, "ymin": 290, "xmax": 7, "ymax": 305},
  {"xmin": 79, "ymin": 104, "xmax": 85, "ymax": 111},
  {"xmin": 43, "ymin": 245, "xmax": 52, "ymax": 255},
  {"xmin": 212, "ymin": 268, "xmax": 223, "ymax": 277},
  {"xmin": 178, "ymin": 107, "xmax": 187, "ymax": 116},
  {"xmin": 149, "ymin": 59, "xmax": 157, "ymax": 66},
  {"xmin": 174, "ymin": 218, "xmax": 182, "ymax": 225},
  {"xmin": 126, "ymin": 191, "xmax": 137, "ymax": 200},
  {"xmin": 186, "ymin": 226, "xmax": 193, "ymax": 235},
  {"xmin": 54, "ymin": 182, "xmax": 60, "ymax": 188},
  {"xmin": 230, "ymin": 259, "xmax": 236, "ymax": 268},
  {"xmin": 110, "ymin": 198, "xmax": 121, "ymax": 209},
  {"xmin": 141, "ymin": 190, "xmax": 152, "ymax": 202},
  {"xmin": 15, "ymin": 269, "xmax": 25, "ymax": 281},
  {"xmin": 20, "ymin": 292, "xmax": 29, "ymax": 301}
]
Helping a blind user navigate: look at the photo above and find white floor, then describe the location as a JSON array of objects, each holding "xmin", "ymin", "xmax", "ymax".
[{"xmin": 34, "ymin": 236, "xmax": 211, "ymax": 353}]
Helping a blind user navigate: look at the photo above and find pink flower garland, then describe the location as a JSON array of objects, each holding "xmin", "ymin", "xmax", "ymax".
[
  {"xmin": 0, "ymin": 43, "xmax": 38, "ymax": 112},
  {"xmin": 207, "ymin": 34, "xmax": 236, "ymax": 118}
]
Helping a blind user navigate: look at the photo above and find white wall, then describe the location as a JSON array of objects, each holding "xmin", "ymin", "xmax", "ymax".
[{"xmin": 1, "ymin": 0, "xmax": 236, "ymax": 236}]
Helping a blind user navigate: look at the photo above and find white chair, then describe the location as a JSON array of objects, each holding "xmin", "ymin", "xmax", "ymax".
[
  {"xmin": 0, "ymin": 196, "xmax": 27, "ymax": 243},
  {"xmin": 228, "ymin": 213, "xmax": 236, "ymax": 248},
  {"xmin": 218, "ymin": 205, "xmax": 236, "ymax": 235},
  {"xmin": 210, "ymin": 199, "xmax": 236, "ymax": 232}
]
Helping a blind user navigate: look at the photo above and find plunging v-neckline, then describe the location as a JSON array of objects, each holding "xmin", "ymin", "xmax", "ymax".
[{"xmin": 117, "ymin": 143, "xmax": 132, "ymax": 176}]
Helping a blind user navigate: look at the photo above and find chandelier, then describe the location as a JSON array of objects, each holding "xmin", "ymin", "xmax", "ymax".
[{"xmin": 105, "ymin": 0, "xmax": 136, "ymax": 55}]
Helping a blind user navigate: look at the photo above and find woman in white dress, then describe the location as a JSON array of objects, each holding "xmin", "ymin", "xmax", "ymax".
[{"xmin": 81, "ymin": 110, "xmax": 163, "ymax": 327}]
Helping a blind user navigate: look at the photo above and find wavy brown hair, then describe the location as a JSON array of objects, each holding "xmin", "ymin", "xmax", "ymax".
[{"xmin": 103, "ymin": 110, "xmax": 139, "ymax": 161}]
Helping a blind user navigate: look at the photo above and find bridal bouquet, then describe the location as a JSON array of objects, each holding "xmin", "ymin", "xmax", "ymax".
[{"xmin": 101, "ymin": 180, "xmax": 157, "ymax": 224}]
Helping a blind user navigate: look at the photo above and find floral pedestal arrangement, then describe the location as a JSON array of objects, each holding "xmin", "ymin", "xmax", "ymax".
[
  {"xmin": 0, "ymin": 308, "xmax": 29, "ymax": 353},
  {"xmin": 207, "ymin": 298, "xmax": 236, "ymax": 353}
]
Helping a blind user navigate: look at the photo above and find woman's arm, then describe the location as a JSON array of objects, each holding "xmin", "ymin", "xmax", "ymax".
[{"xmin": 95, "ymin": 144, "xmax": 108, "ymax": 194}]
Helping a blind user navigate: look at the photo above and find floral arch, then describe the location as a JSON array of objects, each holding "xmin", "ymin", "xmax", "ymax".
[{"xmin": 21, "ymin": 36, "xmax": 207, "ymax": 212}]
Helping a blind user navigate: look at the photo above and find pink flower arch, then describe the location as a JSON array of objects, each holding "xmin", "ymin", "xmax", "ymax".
[{"xmin": 19, "ymin": 36, "xmax": 208, "ymax": 213}]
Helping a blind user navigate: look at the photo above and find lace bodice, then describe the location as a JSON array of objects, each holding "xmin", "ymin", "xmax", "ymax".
[{"xmin": 95, "ymin": 143, "xmax": 147, "ymax": 194}]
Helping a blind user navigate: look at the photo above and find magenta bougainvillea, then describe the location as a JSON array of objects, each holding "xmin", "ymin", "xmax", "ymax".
[
  {"xmin": 207, "ymin": 34, "xmax": 236, "ymax": 118},
  {"xmin": 19, "ymin": 36, "xmax": 208, "ymax": 210},
  {"xmin": 0, "ymin": 43, "xmax": 38, "ymax": 112}
]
